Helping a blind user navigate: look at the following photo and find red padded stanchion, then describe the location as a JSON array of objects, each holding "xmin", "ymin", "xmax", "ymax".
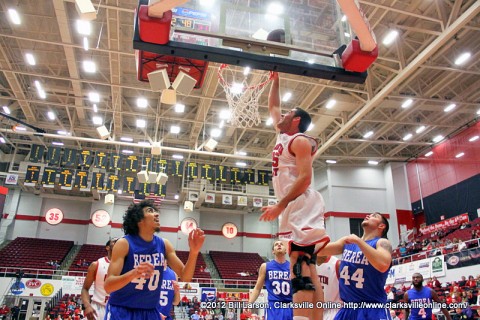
[
  {"xmin": 138, "ymin": 5, "xmax": 172, "ymax": 45},
  {"xmin": 341, "ymin": 39, "xmax": 378, "ymax": 73}
]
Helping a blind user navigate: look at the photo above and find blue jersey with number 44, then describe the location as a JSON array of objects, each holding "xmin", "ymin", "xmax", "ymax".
[
  {"xmin": 108, "ymin": 235, "xmax": 166, "ymax": 309},
  {"xmin": 339, "ymin": 237, "xmax": 389, "ymax": 303}
]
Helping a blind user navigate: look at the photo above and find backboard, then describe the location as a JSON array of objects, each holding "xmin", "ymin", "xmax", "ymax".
[{"xmin": 134, "ymin": 0, "xmax": 367, "ymax": 83}]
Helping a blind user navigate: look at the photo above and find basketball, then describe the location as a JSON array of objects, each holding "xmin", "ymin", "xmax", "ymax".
[{"xmin": 266, "ymin": 29, "xmax": 286, "ymax": 43}]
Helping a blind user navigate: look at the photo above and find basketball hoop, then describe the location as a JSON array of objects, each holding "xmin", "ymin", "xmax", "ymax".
[{"xmin": 218, "ymin": 64, "xmax": 274, "ymax": 128}]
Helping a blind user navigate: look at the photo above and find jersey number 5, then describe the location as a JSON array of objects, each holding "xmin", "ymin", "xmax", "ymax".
[
  {"xmin": 132, "ymin": 270, "xmax": 160, "ymax": 291},
  {"xmin": 339, "ymin": 266, "xmax": 364, "ymax": 289}
]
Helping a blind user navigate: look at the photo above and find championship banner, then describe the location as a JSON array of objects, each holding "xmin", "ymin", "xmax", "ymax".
[
  {"xmin": 187, "ymin": 162, "xmax": 199, "ymax": 179},
  {"xmin": 200, "ymin": 164, "xmax": 213, "ymax": 180},
  {"xmin": 419, "ymin": 213, "xmax": 469, "ymax": 234},
  {"xmin": 152, "ymin": 183, "xmax": 167, "ymax": 197},
  {"xmin": 243, "ymin": 169, "xmax": 255, "ymax": 185},
  {"xmin": 169, "ymin": 160, "xmax": 184, "ymax": 177},
  {"xmin": 42, "ymin": 167, "xmax": 57, "ymax": 188},
  {"xmin": 445, "ymin": 247, "xmax": 480, "ymax": 269},
  {"xmin": 58, "ymin": 169, "xmax": 74, "ymax": 189},
  {"xmin": 257, "ymin": 170, "xmax": 271, "ymax": 186},
  {"xmin": 106, "ymin": 174, "xmax": 119, "ymax": 192},
  {"xmin": 29, "ymin": 144, "xmax": 44, "ymax": 162},
  {"xmin": 230, "ymin": 167, "xmax": 244, "ymax": 184},
  {"xmin": 91, "ymin": 172, "xmax": 105, "ymax": 190},
  {"xmin": 46, "ymin": 147, "xmax": 61, "ymax": 166},
  {"xmin": 156, "ymin": 159, "xmax": 168, "ymax": 173},
  {"xmin": 201, "ymin": 287, "xmax": 217, "ymax": 302},
  {"xmin": 125, "ymin": 155, "xmax": 139, "ymax": 172},
  {"xmin": 142, "ymin": 156, "xmax": 153, "ymax": 171},
  {"xmin": 215, "ymin": 165, "xmax": 229, "ymax": 182},
  {"xmin": 24, "ymin": 165, "xmax": 41, "ymax": 186},
  {"xmin": 62, "ymin": 148, "xmax": 77, "ymax": 166},
  {"xmin": 109, "ymin": 153, "xmax": 123, "ymax": 171},
  {"xmin": 78, "ymin": 150, "xmax": 93, "ymax": 168},
  {"xmin": 136, "ymin": 182, "xmax": 150, "ymax": 196},
  {"xmin": 123, "ymin": 176, "xmax": 136, "ymax": 194},
  {"xmin": 74, "ymin": 171, "xmax": 89, "ymax": 191},
  {"xmin": 94, "ymin": 152, "xmax": 108, "ymax": 169}
]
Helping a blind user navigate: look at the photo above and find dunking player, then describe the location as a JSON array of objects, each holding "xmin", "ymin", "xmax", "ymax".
[
  {"xmin": 157, "ymin": 265, "xmax": 180, "ymax": 320},
  {"xmin": 404, "ymin": 273, "xmax": 451, "ymax": 320},
  {"xmin": 104, "ymin": 200, "xmax": 205, "ymax": 320},
  {"xmin": 249, "ymin": 240, "xmax": 293, "ymax": 320},
  {"xmin": 260, "ymin": 72, "xmax": 329, "ymax": 320},
  {"xmin": 321, "ymin": 212, "xmax": 392, "ymax": 320},
  {"xmin": 316, "ymin": 255, "xmax": 341, "ymax": 320},
  {"xmin": 81, "ymin": 238, "xmax": 118, "ymax": 320}
]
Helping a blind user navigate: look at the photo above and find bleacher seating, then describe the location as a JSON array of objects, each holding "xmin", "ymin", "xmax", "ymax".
[
  {"xmin": 175, "ymin": 251, "xmax": 211, "ymax": 283},
  {"xmin": 68, "ymin": 244, "xmax": 107, "ymax": 276},
  {"xmin": 0, "ymin": 237, "xmax": 73, "ymax": 274},
  {"xmin": 209, "ymin": 250, "xmax": 264, "ymax": 284}
]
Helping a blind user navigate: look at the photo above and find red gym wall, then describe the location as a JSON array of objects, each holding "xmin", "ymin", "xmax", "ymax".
[{"xmin": 407, "ymin": 121, "xmax": 479, "ymax": 202}]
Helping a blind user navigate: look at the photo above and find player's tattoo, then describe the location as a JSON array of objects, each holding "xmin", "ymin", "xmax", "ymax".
[{"xmin": 379, "ymin": 239, "xmax": 392, "ymax": 253}]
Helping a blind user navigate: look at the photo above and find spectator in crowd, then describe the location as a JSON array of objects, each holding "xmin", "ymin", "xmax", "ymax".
[
  {"xmin": 458, "ymin": 240, "xmax": 467, "ymax": 251},
  {"xmin": 191, "ymin": 310, "xmax": 200, "ymax": 320},
  {"xmin": 466, "ymin": 276, "xmax": 476, "ymax": 288},
  {"xmin": 389, "ymin": 309, "xmax": 400, "ymax": 320},
  {"xmin": 0, "ymin": 304, "xmax": 10, "ymax": 320},
  {"xmin": 399, "ymin": 245, "xmax": 407, "ymax": 257},
  {"xmin": 458, "ymin": 276, "xmax": 467, "ymax": 287},
  {"xmin": 451, "ymin": 307, "xmax": 473, "ymax": 320},
  {"xmin": 432, "ymin": 276, "xmax": 441, "ymax": 288},
  {"xmin": 10, "ymin": 305, "xmax": 20, "ymax": 320}
]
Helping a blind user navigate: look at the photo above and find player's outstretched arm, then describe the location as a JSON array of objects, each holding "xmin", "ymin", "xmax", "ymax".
[
  {"xmin": 345, "ymin": 235, "xmax": 392, "ymax": 273},
  {"xmin": 81, "ymin": 261, "xmax": 98, "ymax": 320},
  {"xmin": 249, "ymin": 263, "xmax": 267, "ymax": 303},
  {"xmin": 268, "ymin": 72, "xmax": 281, "ymax": 130},
  {"xmin": 431, "ymin": 289, "xmax": 452, "ymax": 320},
  {"xmin": 317, "ymin": 237, "xmax": 347, "ymax": 256},
  {"xmin": 166, "ymin": 229, "xmax": 205, "ymax": 282},
  {"xmin": 104, "ymin": 238, "xmax": 154, "ymax": 293}
]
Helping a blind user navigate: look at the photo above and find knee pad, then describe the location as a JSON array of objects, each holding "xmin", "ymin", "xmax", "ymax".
[{"xmin": 291, "ymin": 277, "xmax": 305, "ymax": 294}]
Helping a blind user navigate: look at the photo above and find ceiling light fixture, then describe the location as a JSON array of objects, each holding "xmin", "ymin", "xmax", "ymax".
[
  {"xmin": 83, "ymin": 37, "xmax": 89, "ymax": 51},
  {"xmin": 92, "ymin": 116, "xmax": 102, "ymax": 125},
  {"xmin": 401, "ymin": 99, "xmax": 413, "ymax": 109},
  {"xmin": 454, "ymin": 52, "xmax": 471, "ymax": 66},
  {"xmin": 282, "ymin": 92, "xmax": 292, "ymax": 102},
  {"xmin": 120, "ymin": 137, "xmax": 133, "ymax": 142},
  {"xmin": 76, "ymin": 20, "xmax": 91, "ymax": 35},
  {"xmin": 425, "ymin": 151, "xmax": 433, "ymax": 157},
  {"xmin": 243, "ymin": 67, "xmax": 251, "ymax": 76},
  {"xmin": 468, "ymin": 135, "xmax": 479, "ymax": 142},
  {"xmin": 455, "ymin": 152, "xmax": 464, "ymax": 158},
  {"xmin": 236, "ymin": 161, "xmax": 247, "ymax": 167},
  {"xmin": 432, "ymin": 135, "xmax": 444, "ymax": 143},
  {"xmin": 382, "ymin": 30, "xmax": 398, "ymax": 45},
  {"xmin": 267, "ymin": 2, "xmax": 284, "ymax": 15},
  {"xmin": 307, "ymin": 123, "xmax": 314, "ymax": 131},
  {"xmin": 93, "ymin": 104, "xmax": 98, "ymax": 113},
  {"xmin": 403, "ymin": 133, "xmax": 412, "ymax": 141},
  {"xmin": 0, "ymin": 137, "xmax": 5, "ymax": 144},
  {"xmin": 210, "ymin": 128, "xmax": 221, "ymax": 138},
  {"xmin": 326, "ymin": 99, "xmax": 336, "ymax": 109},
  {"xmin": 25, "ymin": 53, "xmax": 36, "ymax": 66},
  {"xmin": 137, "ymin": 97, "xmax": 148, "ymax": 108},
  {"xmin": 172, "ymin": 154, "xmax": 184, "ymax": 160},
  {"xmin": 136, "ymin": 119, "xmax": 146, "ymax": 128},
  {"xmin": 363, "ymin": 131, "xmax": 374, "ymax": 138},
  {"xmin": 52, "ymin": 141, "xmax": 64, "ymax": 146},
  {"xmin": 122, "ymin": 150, "xmax": 134, "ymax": 154},
  {"xmin": 83, "ymin": 60, "xmax": 96, "ymax": 73},
  {"xmin": 47, "ymin": 111, "xmax": 55, "ymax": 120},
  {"xmin": 266, "ymin": 117, "xmax": 273, "ymax": 126},
  {"xmin": 416, "ymin": 126, "xmax": 426, "ymax": 134},
  {"xmin": 2, "ymin": 106, "xmax": 11, "ymax": 114},
  {"xmin": 341, "ymin": 15, "xmax": 347, "ymax": 22},
  {"xmin": 237, "ymin": 151, "xmax": 247, "ymax": 156},
  {"xmin": 8, "ymin": 9, "xmax": 21, "ymax": 25},
  {"xmin": 368, "ymin": 160, "xmax": 379, "ymax": 165},
  {"xmin": 174, "ymin": 103, "xmax": 185, "ymax": 113},
  {"xmin": 219, "ymin": 109, "xmax": 231, "ymax": 120},
  {"xmin": 89, "ymin": 92, "xmax": 100, "ymax": 103},
  {"xmin": 443, "ymin": 103, "xmax": 456, "ymax": 112},
  {"xmin": 326, "ymin": 160, "xmax": 337, "ymax": 164},
  {"xmin": 170, "ymin": 125, "xmax": 180, "ymax": 134}
]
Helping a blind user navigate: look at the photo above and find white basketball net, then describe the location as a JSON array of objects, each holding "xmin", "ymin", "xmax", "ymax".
[{"xmin": 218, "ymin": 64, "xmax": 273, "ymax": 128}]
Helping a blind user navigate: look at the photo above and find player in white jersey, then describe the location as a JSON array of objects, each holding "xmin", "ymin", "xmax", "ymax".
[
  {"xmin": 316, "ymin": 256, "xmax": 341, "ymax": 320},
  {"xmin": 260, "ymin": 72, "xmax": 329, "ymax": 320},
  {"xmin": 81, "ymin": 238, "xmax": 118, "ymax": 320}
]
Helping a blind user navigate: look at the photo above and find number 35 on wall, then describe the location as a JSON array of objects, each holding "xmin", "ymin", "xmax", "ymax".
[{"xmin": 45, "ymin": 208, "xmax": 64, "ymax": 225}]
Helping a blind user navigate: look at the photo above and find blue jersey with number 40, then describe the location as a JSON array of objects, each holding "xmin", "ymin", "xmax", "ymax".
[
  {"xmin": 265, "ymin": 260, "xmax": 292, "ymax": 302},
  {"xmin": 108, "ymin": 235, "xmax": 166, "ymax": 309},
  {"xmin": 338, "ymin": 237, "xmax": 389, "ymax": 303}
]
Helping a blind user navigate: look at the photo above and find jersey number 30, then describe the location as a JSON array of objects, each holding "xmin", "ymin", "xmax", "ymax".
[
  {"xmin": 272, "ymin": 280, "xmax": 290, "ymax": 296},
  {"xmin": 339, "ymin": 266, "xmax": 364, "ymax": 289}
]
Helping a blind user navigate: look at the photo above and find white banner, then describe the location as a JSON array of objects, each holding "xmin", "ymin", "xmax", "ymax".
[
  {"xmin": 387, "ymin": 256, "xmax": 434, "ymax": 284},
  {"xmin": 178, "ymin": 282, "xmax": 201, "ymax": 301},
  {"xmin": 430, "ymin": 255, "xmax": 446, "ymax": 277}
]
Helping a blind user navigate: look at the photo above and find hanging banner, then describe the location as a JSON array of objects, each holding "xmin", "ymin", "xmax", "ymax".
[
  {"xmin": 109, "ymin": 153, "xmax": 123, "ymax": 171},
  {"xmin": 137, "ymin": 182, "xmax": 150, "ymax": 196},
  {"xmin": 152, "ymin": 183, "xmax": 167, "ymax": 197},
  {"xmin": 106, "ymin": 174, "xmax": 119, "ymax": 192},
  {"xmin": 201, "ymin": 288, "xmax": 217, "ymax": 302},
  {"xmin": 419, "ymin": 213, "xmax": 469, "ymax": 234},
  {"xmin": 243, "ymin": 169, "xmax": 255, "ymax": 185},
  {"xmin": 91, "ymin": 172, "xmax": 105, "ymax": 190},
  {"xmin": 169, "ymin": 160, "xmax": 184, "ymax": 177},
  {"xmin": 230, "ymin": 167, "xmax": 244, "ymax": 184},
  {"xmin": 155, "ymin": 159, "xmax": 169, "ymax": 173},
  {"xmin": 123, "ymin": 176, "xmax": 136, "ymax": 194},
  {"xmin": 430, "ymin": 255, "xmax": 446, "ymax": 277},
  {"xmin": 94, "ymin": 152, "xmax": 108, "ymax": 169},
  {"xmin": 41, "ymin": 167, "xmax": 57, "ymax": 188},
  {"xmin": 200, "ymin": 164, "xmax": 214, "ymax": 180},
  {"xmin": 215, "ymin": 165, "xmax": 229, "ymax": 183},
  {"xmin": 58, "ymin": 169, "xmax": 74, "ymax": 189},
  {"xmin": 125, "ymin": 155, "xmax": 139, "ymax": 172},
  {"xmin": 257, "ymin": 170, "xmax": 271, "ymax": 186},
  {"xmin": 445, "ymin": 247, "xmax": 480, "ymax": 269},
  {"xmin": 62, "ymin": 148, "xmax": 77, "ymax": 166},
  {"xmin": 5, "ymin": 174, "xmax": 18, "ymax": 185},
  {"xmin": 74, "ymin": 171, "xmax": 89, "ymax": 191},
  {"xmin": 187, "ymin": 162, "xmax": 199, "ymax": 179},
  {"xmin": 78, "ymin": 150, "xmax": 93, "ymax": 168},
  {"xmin": 142, "ymin": 156, "xmax": 154, "ymax": 171},
  {"xmin": 29, "ymin": 144, "xmax": 44, "ymax": 162},
  {"xmin": 24, "ymin": 165, "xmax": 41, "ymax": 186},
  {"xmin": 46, "ymin": 147, "xmax": 61, "ymax": 166}
]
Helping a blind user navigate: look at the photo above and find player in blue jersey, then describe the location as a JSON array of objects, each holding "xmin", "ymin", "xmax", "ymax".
[
  {"xmin": 404, "ymin": 273, "xmax": 451, "ymax": 320},
  {"xmin": 320, "ymin": 212, "xmax": 392, "ymax": 320},
  {"xmin": 157, "ymin": 266, "xmax": 180, "ymax": 320},
  {"xmin": 104, "ymin": 200, "xmax": 205, "ymax": 320},
  {"xmin": 249, "ymin": 240, "xmax": 293, "ymax": 320}
]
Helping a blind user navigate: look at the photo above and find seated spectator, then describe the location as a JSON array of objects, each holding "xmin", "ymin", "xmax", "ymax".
[
  {"xmin": 451, "ymin": 307, "xmax": 473, "ymax": 320},
  {"xmin": 387, "ymin": 287, "xmax": 395, "ymax": 302},
  {"xmin": 390, "ymin": 309, "xmax": 400, "ymax": 320},
  {"xmin": 432, "ymin": 276, "xmax": 441, "ymax": 288},
  {"xmin": 459, "ymin": 276, "xmax": 467, "ymax": 287},
  {"xmin": 458, "ymin": 240, "xmax": 467, "ymax": 251},
  {"xmin": 399, "ymin": 245, "xmax": 407, "ymax": 257},
  {"xmin": 0, "ymin": 304, "xmax": 10, "ymax": 320},
  {"xmin": 465, "ymin": 276, "xmax": 476, "ymax": 288}
]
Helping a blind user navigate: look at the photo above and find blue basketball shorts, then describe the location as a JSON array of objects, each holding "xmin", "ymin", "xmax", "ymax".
[
  {"xmin": 334, "ymin": 307, "xmax": 392, "ymax": 320},
  {"xmin": 105, "ymin": 304, "xmax": 163, "ymax": 320}
]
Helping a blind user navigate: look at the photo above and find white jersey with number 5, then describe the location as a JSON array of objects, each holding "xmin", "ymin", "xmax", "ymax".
[
  {"xmin": 272, "ymin": 133, "xmax": 328, "ymax": 250},
  {"xmin": 316, "ymin": 256, "xmax": 341, "ymax": 320}
]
